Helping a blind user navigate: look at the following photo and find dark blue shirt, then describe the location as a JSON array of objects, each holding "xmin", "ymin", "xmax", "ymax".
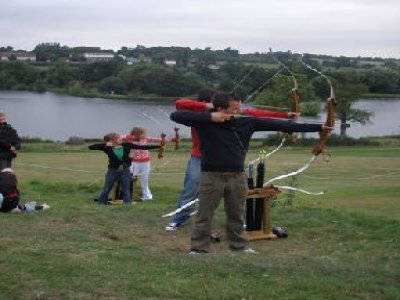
[{"xmin": 171, "ymin": 111, "xmax": 322, "ymax": 172}]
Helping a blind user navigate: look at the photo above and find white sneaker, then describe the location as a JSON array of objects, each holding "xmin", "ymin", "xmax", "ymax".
[
  {"xmin": 242, "ymin": 247, "xmax": 257, "ymax": 254},
  {"xmin": 42, "ymin": 203, "xmax": 50, "ymax": 210},
  {"xmin": 165, "ymin": 222, "xmax": 179, "ymax": 231}
]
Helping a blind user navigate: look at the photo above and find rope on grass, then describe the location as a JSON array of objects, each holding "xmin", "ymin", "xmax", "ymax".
[
  {"xmin": 274, "ymin": 185, "xmax": 325, "ymax": 196},
  {"xmin": 15, "ymin": 162, "xmax": 185, "ymax": 175}
]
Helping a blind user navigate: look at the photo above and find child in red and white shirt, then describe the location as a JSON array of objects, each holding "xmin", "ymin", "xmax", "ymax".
[{"xmin": 123, "ymin": 127, "xmax": 164, "ymax": 201}]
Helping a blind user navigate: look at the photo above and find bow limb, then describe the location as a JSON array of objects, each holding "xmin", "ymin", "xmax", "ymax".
[
  {"xmin": 301, "ymin": 56, "xmax": 336, "ymax": 156},
  {"xmin": 157, "ymin": 132, "xmax": 167, "ymax": 159},
  {"xmin": 173, "ymin": 126, "xmax": 180, "ymax": 150},
  {"xmin": 290, "ymin": 86, "xmax": 300, "ymax": 116},
  {"xmin": 307, "ymin": 66, "xmax": 336, "ymax": 155},
  {"xmin": 312, "ymin": 97, "xmax": 336, "ymax": 155}
]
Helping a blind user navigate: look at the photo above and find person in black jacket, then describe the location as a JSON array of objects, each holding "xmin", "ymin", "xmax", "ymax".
[
  {"xmin": 170, "ymin": 91, "xmax": 333, "ymax": 254},
  {"xmin": 0, "ymin": 111, "xmax": 21, "ymax": 171},
  {"xmin": 89, "ymin": 132, "xmax": 162, "ymax": 205}
]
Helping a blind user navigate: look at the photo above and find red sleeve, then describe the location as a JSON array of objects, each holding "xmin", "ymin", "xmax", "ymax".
[
  {"xmin": 122, "ymin": 134, "xmax": 134, "ymax": 142},
  {"xmin": 240, "ymin": 108, "xmax": 290, "ymax": 119},
  {"xmin": 176, "ymin": 99, "xmax": 208, "ymax": 112}
]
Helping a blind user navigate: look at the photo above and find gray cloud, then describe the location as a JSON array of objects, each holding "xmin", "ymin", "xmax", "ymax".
[{"xmin": 1, "ymin": 0, "xmax": 399, "ymax": 58}]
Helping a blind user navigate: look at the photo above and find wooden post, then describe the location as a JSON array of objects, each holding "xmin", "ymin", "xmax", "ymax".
[
  {"xmin": 245, "ymin": 187, "xmax": 280, "ymax": 241},
  {"xmin": 109, "ymin": 181, "xmax": 123, "ymax": 204}
]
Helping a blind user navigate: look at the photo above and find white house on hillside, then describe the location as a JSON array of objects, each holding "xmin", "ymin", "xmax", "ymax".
[
  {"xmin": 0, "ymin": 51, "xmax": 36, "ymax": 62},
  {"xmin": 165, "ymin": 59, "xmax": 177, "ymax": 67},
  {"xmin": 83, "ymin": 51, "xmax": 115, "ymax": 62}
]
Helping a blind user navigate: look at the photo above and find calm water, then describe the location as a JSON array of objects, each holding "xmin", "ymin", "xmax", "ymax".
[{"xmin": 0, "ymin": 91, "xmax": 399, "ymax": 141}]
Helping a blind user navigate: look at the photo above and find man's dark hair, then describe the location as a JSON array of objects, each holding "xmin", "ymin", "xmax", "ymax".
[
  {"xmin": 230, "ymin": 93, "xmax": 241, "ymax": 101},
  {"xmin": 197, "ymin": 88, "xmax": 216, "ymax": 102},
  {"xmin": 212, "ymin": 91, "xmax": 234, "ymax": 110}
]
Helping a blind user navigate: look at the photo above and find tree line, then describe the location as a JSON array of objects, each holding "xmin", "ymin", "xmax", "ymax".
[{"xmin": 1, "ymin": 43, "xmax": 400, "ymax": 137}]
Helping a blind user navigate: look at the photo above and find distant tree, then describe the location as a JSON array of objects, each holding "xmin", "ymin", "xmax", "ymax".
[
  {"xmin": 98, "ymin": 76, "xmax": 126, "ymax": 94},
  {"xmin": 334, "ymin": 56, "xmax": 352, "ymax": 68},
  {"xmin": 79, "ymin": 61, "xmax": 124, "ymax": 83},
  {"xmin": 330, "ymin": 70, "xmax": 372, "ymax": 137},
  {"xmin": 363, "ymin": 68, "xmax": 400, "ymax": 94},
  {"xmin": 218, "ymin": 62, "xmax": 246, "ymax": 90},
  {"xmin": 253, "ymin": 73, "xmax": 317, "ymax": 115},
  {"xmin": 0, "ymin": 61, "xmax": 39, "ymax": 89},
  {"xmin": 119, "ymin": 64, "xmax": 204, "ymax": 96},
  {"xmin": 47, "ymin": 60, "xmax": 77, "ymax": 88},
  {"xmin": 150, "ymin": 52, "xmax": 164, "ymax": 64},
  {"xmin": 175, "ymin": 48, "xmax": 190, "ymax": 68},
  {"xmin": 193, "ymin": 62, "xmax": 218, "ymax": 83},
  {"xmin": 34, "ymin": 42, "xmax": 70, "ymax": 62},
  {"xmin": 0, "ymin": 46, "xmax": 13, "ymax": 52}
]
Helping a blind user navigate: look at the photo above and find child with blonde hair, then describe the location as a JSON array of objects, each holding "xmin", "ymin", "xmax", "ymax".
[{"xmin": 123, "ymin": 127, "xmax": 166, "ymax": 201}]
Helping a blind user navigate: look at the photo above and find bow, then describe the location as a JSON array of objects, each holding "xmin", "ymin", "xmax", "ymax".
[
  {"xmin": 157, "ymin": 132, "xmax": 167, "ymax": 159},
  {"xmin": 299, "ymin": 57, "xmax": 336, "ymax": 155},
  {"xmin": 173, "ymin": 126, "xmax": 180, "ymax": 150},
  {"xmin": 263, "ymin": 58, "xmax": 336, "ymax": 187}
]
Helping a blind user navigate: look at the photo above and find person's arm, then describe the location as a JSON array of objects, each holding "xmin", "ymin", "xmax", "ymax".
[
  {"xmin": 145, "ymin": 136, "xmax": 173, "ymax": 143},
  {"xmin": 240, "ymin": 108, "xmax": 291, "ymax": 119},
  {"xmin": 250, "ymin": 116, "xmax": 324, "ymax": 133},
  {"xmin": 126, "ymin": 143, "xmax": 160, "ymax": 150},
  {"xmin": 11, "ymin": 128, "xmax": 21, "ymax": 150},
  {"xmin": 88, "ymin": 143, "xmax": 106, "ymax": 151},
  {"xmin": 0, "ymin": 139, "xmax": 11, "ymax": 149},
  {"xmin": 170, "ymin": 110, "xmax": 212, "ymax": 127},
  {"xmin": 176, "ymin": 99, "xmax": 210, "ymax": 112}
]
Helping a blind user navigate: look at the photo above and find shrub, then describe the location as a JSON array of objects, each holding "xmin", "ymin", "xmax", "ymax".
[{"xmin": 65, "ymin": 136, "xmax": 86, "ymax": 145}]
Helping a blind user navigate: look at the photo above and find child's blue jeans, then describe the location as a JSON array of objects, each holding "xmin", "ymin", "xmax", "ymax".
[{"xmin": 99, "ymin": 169, "xmax": 132, "ymax": 204}]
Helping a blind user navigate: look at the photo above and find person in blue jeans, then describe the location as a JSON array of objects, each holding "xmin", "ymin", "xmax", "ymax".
[
  {"xmin": 89, "ymin": 132, "xmax": 161, "ymax": 205},
  {"xmin": 165, "ymin": 89, "xmax": 215, "ymax": 231},
  {"xmin": 165, "ymin": 155, "xmax": 202, "ymax": 230}
]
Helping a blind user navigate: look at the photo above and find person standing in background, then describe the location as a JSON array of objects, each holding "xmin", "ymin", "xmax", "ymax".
[
  {"xmin": 0, "ymin": 110, "xmax": 21, "ymax": 171},
  {"xmin": 123, "ymin": 127, "xmax": 168, "ymax": 201}
]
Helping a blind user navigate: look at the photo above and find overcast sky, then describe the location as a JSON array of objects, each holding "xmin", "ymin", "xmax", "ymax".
[{"xmin": 1, "ymin": 0, "xmax": 399, "ymax": 58}]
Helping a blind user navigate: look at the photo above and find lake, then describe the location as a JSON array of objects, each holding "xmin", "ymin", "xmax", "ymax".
[{"xmin": 0, "ymin": 91, "xmax": 399, "ymax": 141}]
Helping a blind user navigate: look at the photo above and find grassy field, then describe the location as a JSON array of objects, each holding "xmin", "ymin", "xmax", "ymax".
[{"xmin": 1, "ymin": 143, "xmax": 399, "ymax": 299}]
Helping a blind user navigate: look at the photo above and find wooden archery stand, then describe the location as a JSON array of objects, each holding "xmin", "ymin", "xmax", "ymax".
[
  {"xmin": 109, "ymin": 177, "xmax": 138, "ymax": 204},
  {"xmin": 109, "ymin": 181, "xmax": 123, "ymax": 205},
  {"xmin": 245, "ymin": 186, "xmax": 281, "ymax": 241}
]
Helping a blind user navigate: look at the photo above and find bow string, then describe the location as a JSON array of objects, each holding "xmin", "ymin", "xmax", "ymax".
[{"xmin": 263, "ymin": 57, "xmax": 336, "ymax": 187}]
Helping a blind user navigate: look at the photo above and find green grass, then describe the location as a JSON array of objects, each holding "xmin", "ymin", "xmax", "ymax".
[{"xmin": 1, "ymin": 145, "xmax": 399, "ymax": 299}]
